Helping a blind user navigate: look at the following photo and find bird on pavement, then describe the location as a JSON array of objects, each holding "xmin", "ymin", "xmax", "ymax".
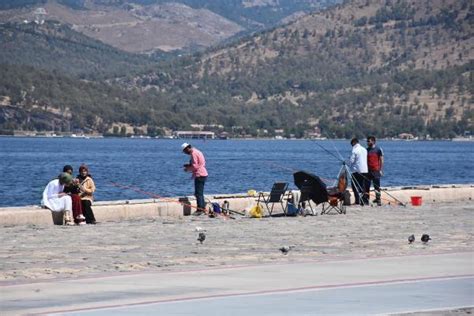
[
  {"xmin": 421, "ymin": 234, "xmax": 431, "ymax": 243},
  {"xmin": 408, "ymin": 234, "xmax": 415, "ymax": 244},
  {"xmin": 279, "ymin": 246, "xmax": 294, "ymax": 255},
  {"xmin": 197, "ymin": 232, "xmax": 206, "ymax": 244}
]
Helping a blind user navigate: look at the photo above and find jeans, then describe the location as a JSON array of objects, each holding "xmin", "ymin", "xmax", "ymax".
[
  {"xmin": 194, "ymin": 176, "xmax": 207, "ymax": 210},
  {"xmin": 366, "ymin": 171, "xmax": 381, "ymax": 202}
]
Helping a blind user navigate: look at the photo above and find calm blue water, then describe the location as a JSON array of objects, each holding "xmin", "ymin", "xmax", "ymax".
[{"xmin": 0, "ymin": 137, "xmax": 472, "ymax": 207}]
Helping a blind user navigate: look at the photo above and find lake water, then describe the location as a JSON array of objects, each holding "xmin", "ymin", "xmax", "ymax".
[{"xmin": 0, "ymin": 137, "xmax": 472, "ymax": 207}]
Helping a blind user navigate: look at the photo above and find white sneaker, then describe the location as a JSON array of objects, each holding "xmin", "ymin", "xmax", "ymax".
[{"xmin": 76, "ymin": 214, "xmax": 86, "ymax": 221}]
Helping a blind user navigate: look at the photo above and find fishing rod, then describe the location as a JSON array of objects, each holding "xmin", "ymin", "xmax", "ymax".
[
  {"xmin": 265, "ymin": 161, "xmax": 335, "ymax": 184},
  {"xmin": 325, "ymin": 131, "xmax": 346, "ymax": 163},
  {"xmin": 367, "ymin": 191, "xmax": 400, "ymax": 205},
  {"xmin": 312, "ymin": 140, "xmax": 345, "ymax": 163},
  {"xmin": 371, "ymin": 188, "xmax": 406, "ymax": 207},
  {"xmin": 204, "ymin": 197, "xmax": 245, "ymax": 216},
  {"xmin": 108, "ymin": 181, "xmax": 234, "ymax": 219},
  {"xmin": 313, "ymin": 139, "xmax": 407, "ymax": 207}
]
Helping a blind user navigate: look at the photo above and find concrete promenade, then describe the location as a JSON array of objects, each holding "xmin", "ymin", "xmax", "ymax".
[
  {"xmin": 1, "ymin": 252, "xmax": 472, "ymax": 315},
  {"xmin": 0, "ymin": 184, "xmax": 472, "ymax": 226},
  {"xmin": 0, "ymin": 189, "xmax": 472, "ymax": 315}
]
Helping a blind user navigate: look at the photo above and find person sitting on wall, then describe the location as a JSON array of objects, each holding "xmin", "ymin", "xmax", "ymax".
[
  {"xmin": 42, "ymin": 172, "xmax": 75, "ymax": 225},
  {"xmin": 77, "ymin": 165, "xmax": 97, "ymax": 225},
  {"xmin": 62, "ymin": 165, "xmax": 86, "ymax": 225}
]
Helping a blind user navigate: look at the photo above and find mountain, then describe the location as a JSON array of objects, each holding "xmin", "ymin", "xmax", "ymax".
[
  {"xmin": 0, "ymin": 0, "xmax": 472, "ymax": 138},
  {"xmin": 120, "ymin": 0, "xmax": 472, "ymax": 138},
  {"xmin": 0, "ymin": 21, "xmax": 156, "ymax": 78},
  {"xmin": 0, "ymin": 0, "xmax": 340, "ymax": 53}
]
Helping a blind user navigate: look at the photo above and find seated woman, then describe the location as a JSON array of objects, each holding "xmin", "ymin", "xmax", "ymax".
[
  {"xmin": 77, "ymin": 165, "xmax": 97, "ymax": 224},
  {"xmin": 62, "ymin": 165, "xmax": 86, "ymax": 225},
  {"xmin": 42, "ymin": 172, "xmax": 75, "ymax": 225}
]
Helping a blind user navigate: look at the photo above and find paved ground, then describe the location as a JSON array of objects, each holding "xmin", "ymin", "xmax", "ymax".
[
  {"xmin": 58, "ymin": 277, "xmax": 473, "ymax": 316},
  {"xmin": 1, "ymin": 202, "xmax": 472, "ymax": 282},
  {"xmin": 0, "ymin": 202, "xmax": 472, "ymax": 315},
  {"xmin": 1, "ymin": 252, "xmax": 472, "ymax": 315}
]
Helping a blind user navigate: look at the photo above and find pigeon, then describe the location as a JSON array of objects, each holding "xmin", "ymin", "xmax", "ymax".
[
  {"xmin": 279, "ymin": 246, "xmax": 294, "ymax": 255},
  {"xmin": 408, "ymin": 234, "xmax": 415, "ymax": 244},
  {"xmin": 197, "ymin": 232, "xmax": 206, "ymax": 244},
  {"xmin": 421, "ymin": 234, "xmax": 431, "ymax": 243}
]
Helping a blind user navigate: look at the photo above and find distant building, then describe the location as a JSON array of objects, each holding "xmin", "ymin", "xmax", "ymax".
[
  {"xmin": 174, "ymin": 131, "xmax": 215, "ymax": 139},
  {"xmin": 398, "ymin": 133, "xmax": 415, "ymax": 140},
  {"xmin": 218, "ymin": 132, "xmax": 229, "ymax": 139},
  {"xmin": 34, "ymin": 8, "xmax": 47, "ymax": 24},
  {"xmin": 274, "ymin": 129, "xmax": 284, "ymax": 135}
]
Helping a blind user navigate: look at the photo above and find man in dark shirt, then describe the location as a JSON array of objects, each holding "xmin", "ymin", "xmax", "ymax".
[{"xmin": 366, "ymin": 136, "xmax": 384, "ymax": 206}]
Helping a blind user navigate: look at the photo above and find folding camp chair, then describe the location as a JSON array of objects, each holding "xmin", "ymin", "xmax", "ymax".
[
  {"xmin": 293, "ymin": 171, "xmax": 328, "ymax": 216},
  {"xmin": 257, "ymin": 182, "xmax": 289, "ymax": 216},
  {"xmin": 298, "ymin": 183, "xmax": 317, "ymax": 215},
  {"xmin": 293, "ymin": 167, "xmax": 349, "ymax": 216},
  {"xmin": 321, "ymin": 166, "xmax": 349, "ymax": 215}
]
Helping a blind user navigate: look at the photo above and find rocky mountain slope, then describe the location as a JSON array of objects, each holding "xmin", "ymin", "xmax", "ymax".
[
  {"xmin": 122, "ymin": 0, "xmax": 472, "ymax": 137},
  {"xmin": 0, "ymin": 0, "xmax": 339, "ymax": 53},
  {"xmin": 0, "ymin": 0, "xmax": 472, "ymax": 138}
]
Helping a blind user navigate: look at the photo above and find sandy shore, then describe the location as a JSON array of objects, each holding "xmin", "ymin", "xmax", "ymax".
[{"xmin": 0, "ymin": 202, "xmax": 472, "ymax": 282}]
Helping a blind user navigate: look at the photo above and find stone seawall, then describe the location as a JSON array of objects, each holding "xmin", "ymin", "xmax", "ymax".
[{"xmin": 0, "ymin": 185, "xmax": 472, "ymax": 226}]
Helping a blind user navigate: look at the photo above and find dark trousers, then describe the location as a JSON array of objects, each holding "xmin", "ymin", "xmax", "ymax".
[
  {"xmin": 351, "ymin": 172, "xmax": 369, "ymax": 205},
  {"xmin": 194, "ymin": 176, "xmax": 207, "ymax": 210},
  {"xmin": 366, "ymin": 171, "xmax": 381, "ymax": 202},
  {"xmin": 81, "ymin": 199, "xmax": 96, "ymax": 224}
]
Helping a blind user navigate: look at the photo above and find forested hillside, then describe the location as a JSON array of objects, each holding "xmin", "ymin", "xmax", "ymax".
[
  {"xmin": 0, "ymin": 0, "xmax": 472, "ymax": 138},
  {"xmin": 124, "ymin": 0, "xmax": 472, "ymax": 138},
  {"xmin": 0, "ymin": 21, "xmax": 156, "ymax": 78}
]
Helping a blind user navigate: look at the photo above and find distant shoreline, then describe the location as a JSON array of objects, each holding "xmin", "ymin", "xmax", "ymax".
[{"xmin": 0, "ymin": 135, "xmax": 472, "ymax": 142}]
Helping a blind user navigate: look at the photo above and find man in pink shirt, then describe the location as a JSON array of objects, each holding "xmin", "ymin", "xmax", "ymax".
[{"xmin": 182, "ymin": 143, "xmax": 208, "ymax": 212}]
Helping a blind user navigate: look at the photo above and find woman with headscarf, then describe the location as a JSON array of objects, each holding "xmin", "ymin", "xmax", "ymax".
[
  {"xmin": 42, "ymin": 172, "xmax": 75, "ymax": 225},
  {"xmin": 62, "ymin": 165, "xmax": 86, "ymax": 225},
  {"xmin": 77, "ymin": 165, "xmax": 96, "ymax": 224}
]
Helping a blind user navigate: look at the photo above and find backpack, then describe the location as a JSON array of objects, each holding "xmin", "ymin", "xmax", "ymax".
[
  {"xmin": 286, "ymin": 203, "xmax": 299, "ymax": 216},
  {"xmin": 211, "ymin": 202, "xmax": 221, "ymax": 213}
]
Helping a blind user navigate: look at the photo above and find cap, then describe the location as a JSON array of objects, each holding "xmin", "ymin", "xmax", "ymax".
[
  {"xmin": 181, "ymin": 142, "xmax": 191, "ymax": 150},
  {"xmin": 58, "ymin": 172, "xmax": 73, "ymax": 184}
]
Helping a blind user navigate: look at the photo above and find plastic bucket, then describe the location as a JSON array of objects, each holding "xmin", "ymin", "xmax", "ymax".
[{"xmin": 410, "ymin": 196, "xmax": 422, "ymax": 206}]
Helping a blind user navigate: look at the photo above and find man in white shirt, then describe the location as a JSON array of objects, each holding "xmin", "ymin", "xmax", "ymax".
[
  {"xmin": 349, "ymin": 138, "xmax": 369, "ymax": 205},
  {"xmin": 42, "ymin": 172, "xmax": 74, "ymax": 225}
]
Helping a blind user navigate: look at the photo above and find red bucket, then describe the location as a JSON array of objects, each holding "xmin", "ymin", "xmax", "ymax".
[{"xmin": 410, "ymin": 196, "xmax": 422, "ymax": 206}]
